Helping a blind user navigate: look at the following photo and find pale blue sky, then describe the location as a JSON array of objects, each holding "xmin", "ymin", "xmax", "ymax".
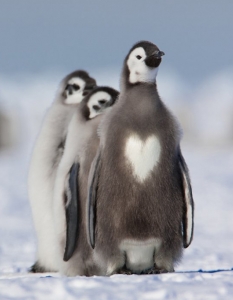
[{"xmin": 0, "ymin": 0, "xmax": 232, "ymax": 85}]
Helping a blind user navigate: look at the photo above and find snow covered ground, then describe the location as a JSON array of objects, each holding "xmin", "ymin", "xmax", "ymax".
[{"xmin": 0, "ymin": 72, "xmax": 233, "ymax": 299}]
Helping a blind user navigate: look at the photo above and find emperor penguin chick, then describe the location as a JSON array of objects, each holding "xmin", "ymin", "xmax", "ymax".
[
  {"xmin": 53, "ymin": 86, "xmax": 119, "ymax": 276},
  {"xmin": 87, "ymin": 41, "xmax": 194, "ymax": 276},
  {"xmin": 28, "ymin": 70, "xmax": 96, "ymax": 273}
]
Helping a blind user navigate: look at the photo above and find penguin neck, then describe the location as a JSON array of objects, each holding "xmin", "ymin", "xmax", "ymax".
[
  {"xmin": 76, "ymin": 108, "xmax": 87, "ymax": 124},
  {"xmin": 76, "ymin": 106, "xmax": 102, "ymax": 125},
  {"xmin": 120, "ymin": 64, "xmax": 161, "ymax": 103},
  {"xmin": 120, "ymin": 63, "xmax": 158, "ymax": 92},
  {"xmin": 121, "ymin": 80, "xmax": 162, "ymax": 109},
  {"xmin": 53, "ymin": 96, "xmax": 74, "ymax": 111},
  {"xmin": 50, "ymin": 99, "xmax": 74, "ymax": 123}
]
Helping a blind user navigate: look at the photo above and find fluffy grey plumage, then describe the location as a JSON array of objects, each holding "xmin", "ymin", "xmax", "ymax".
[
  {"xmin": 87, "ymin": 41, "xmax": 194, "ymax": 276},
  {"xmin": 53, "ymin": 86, "xmax": 119, "ymax": 276},
  {"xmin": 28, "ymin": 70, "xmax": 96, "ymax": 273}
]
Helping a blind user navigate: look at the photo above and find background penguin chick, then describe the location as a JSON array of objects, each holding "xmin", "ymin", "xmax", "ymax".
[
  {"xmin": 62, "ymin": 71, "xmax": 96, "ymax": 105},
  {"xmin": 28, "ymin": 70, "xmax": 96, "ymax": 273},
  {"xmin": 81, "ymin": 87, "xmax": 119, "ymax": 119},
  {"xmin": 53, "ymin": 86, "xmax": 119, "ymax": 276},
  {"xmin": 87, "ymin": 41, "xmax": 194, "ymax": 276}
]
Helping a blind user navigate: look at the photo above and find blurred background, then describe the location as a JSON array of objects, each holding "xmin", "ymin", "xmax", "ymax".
[
  {"xmin": 0, "ymin": 0, "xmax": 233, "ymax": 275},
  {"xmin": 1, "ymin": 0, "xmax": 233, "ymax": 152}
]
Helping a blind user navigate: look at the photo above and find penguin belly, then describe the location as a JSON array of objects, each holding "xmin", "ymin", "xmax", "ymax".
[{"xmin": 95, "ymin": 132, "xmax": 183, "ymax": 275}]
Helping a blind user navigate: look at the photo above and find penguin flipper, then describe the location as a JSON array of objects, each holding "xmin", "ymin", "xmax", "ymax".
[
  {"xmin": 87, "ymin": 148, "xmax": 102, "ymax": 249},
  {"xmin": 178, "ymin": 148, "xmax": 194, "ymax": 248},
  {"xmin": 63, "ymin": 162, "xmax": 80, "ymax": 262}
]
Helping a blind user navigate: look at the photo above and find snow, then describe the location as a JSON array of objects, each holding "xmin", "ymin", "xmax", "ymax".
[{"xmin": 0, "ymin": 71, "xmax": 233, "ymax": 299}]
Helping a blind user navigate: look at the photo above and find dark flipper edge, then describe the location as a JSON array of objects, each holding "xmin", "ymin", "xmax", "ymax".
[
  {"xmin": 87, "ymin": 149, "xmax": 101, "ymax": 249},
  {"xmin": 63, "ymin": 163, "xmax": 80, "ymax": 262},
  {"xmin": 178, "ymin": 148, "xmax": 194, "ymax": 248}
]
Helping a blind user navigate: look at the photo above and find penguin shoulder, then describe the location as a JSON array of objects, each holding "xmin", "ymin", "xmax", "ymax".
[
  {"xmin": 161, "ymin": 102, "xmax": 183, "ymax": 142},
  {"xmin": 96, "ymin": 98, "xmax": 125, "ymax": 148}
]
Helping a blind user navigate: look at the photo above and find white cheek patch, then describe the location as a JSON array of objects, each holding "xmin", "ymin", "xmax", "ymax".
[
  {"xmin": 65, "ymin": 77, "xmax": 86, "ymax": 104},
  {"xmin": 125, "ymin": 134, "xmax": 161, "ymax": 182},
  {"xmin": 129, "ymin": 67, "xmax": 158, "ymax": 84},
  {"xmin": 127, "ymin": 47, "xmax": 159, "ymax": 84},
  {"xmin": 88, "ymin": 91, "xmax": 111, "ymax": 119}
]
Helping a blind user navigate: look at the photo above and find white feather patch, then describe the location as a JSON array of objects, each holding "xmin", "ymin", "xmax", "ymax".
[
  {"xmin": 125, "ymin": 134, "xmax": 161, "ymax": 182},
  {"xmin": 120, "ymin": 238, "xmax": 162, "ymax": 272},
  {"xmin": 127, "ymin": 47, "xmax": 159, "ymax": 84}
]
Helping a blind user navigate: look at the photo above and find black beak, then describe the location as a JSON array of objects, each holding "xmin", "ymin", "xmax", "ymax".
[
  {"xmin": 145, "ymin": 50, "xmax": 165, "ymax": 68},
  {"xmin": 151, "ymin": 50, "xmax": 165, "ymax": 58},
  {"xmin": 65, "ymin": 84, "xmax": 73, "ymax": 95}
]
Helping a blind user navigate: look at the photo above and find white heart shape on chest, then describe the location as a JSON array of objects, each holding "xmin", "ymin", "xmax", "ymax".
[{"xmin": 125, "ymin": 134, "xmax": 161, "ymax": 182}]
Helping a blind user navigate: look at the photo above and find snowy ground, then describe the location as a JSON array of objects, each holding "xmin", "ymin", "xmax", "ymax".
[{"xmin": 0, "ymin": 72, "xmax": 233, "ymax": 299}]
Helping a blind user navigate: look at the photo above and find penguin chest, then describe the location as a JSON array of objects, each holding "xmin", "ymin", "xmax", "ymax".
[{"xmin": 124, "ymin": 134, "xmax": 161, "ymax": 182}]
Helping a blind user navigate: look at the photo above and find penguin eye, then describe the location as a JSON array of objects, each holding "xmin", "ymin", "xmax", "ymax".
[
  {"xmin": 98, "ymin": 99, "xmax": 106, "ymax": 105},
  {"xmin": 73, "ymin": 84, "xmax": 80, "ymax": 91},
  {"xmin": 136, "ymin": 55, "xmax": 142, "ymax": 60}
]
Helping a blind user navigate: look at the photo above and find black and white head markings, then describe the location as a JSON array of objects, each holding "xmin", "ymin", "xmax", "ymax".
[
  {"xmin": 122, "ymin": 40, "xmax": 164, "ymax": 86},
  {"xmin": 61, "ymin": 70, "xmax": 96, "ymax": 105},
  {"xmin": 54, "ymin": 86, "xmax": 119, "ymax": 274},
  {"xmin": 80, "ymin": 86, "xmax": 119, "ymax": 120},
  {"xmin": 28, "ymin": 70, "xmax": 97, "ymax": 273},
  {"xmin": 87, "ymin": 41, "xmax": 194, "ymax": 276}
]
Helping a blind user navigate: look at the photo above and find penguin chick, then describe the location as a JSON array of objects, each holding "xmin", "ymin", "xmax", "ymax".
[
  {"xmin": 28, "ymin": 70, "xmax": 96, "ymax": 273},
  {"xmin": 87, "ymin": 41, "xmax": 194, "ymax": 276},
  {"xmin": 53, "ymin": 86, "xmax": 119, "ymax": 276}
]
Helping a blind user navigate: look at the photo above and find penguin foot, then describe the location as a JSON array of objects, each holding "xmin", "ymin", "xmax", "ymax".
[
  {"xmin": 116, "ymin": 265, "xmax": 175, "ymax": 276},
  {"xmin": 143, "ymin": 268, "xmax": 168, "ymax": 275},
  {"xmin": 116, "ymin": 266, "xmax": 133, "ymax": 275},
  {"xmin": 141, "ymin": 266, "xmax": 175, "ymax": 275},
  {"xmin": 30, "ymin": 261, "xmax": 51, "ymax": 273}
]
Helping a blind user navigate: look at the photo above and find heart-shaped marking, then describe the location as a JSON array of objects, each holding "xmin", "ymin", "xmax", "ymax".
[{"xmin": 125, "ymin": 134, "xmax": 161, "ymax": 182}]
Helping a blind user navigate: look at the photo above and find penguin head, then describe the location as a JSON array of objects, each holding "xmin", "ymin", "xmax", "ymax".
[
  {"xmin": 60, "ymin": 70, "xmax": 97, "ymax": 105},
  {"xmin": 81, "ymin": 87, "xmax": 119, "ymax": 120},
  {"xmin": 123, "ymin": 41, "xmax": 165, "ymax": 86}
]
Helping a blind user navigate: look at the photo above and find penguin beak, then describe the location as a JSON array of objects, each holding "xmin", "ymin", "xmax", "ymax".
[
  {"xmin": 65, "ymin": 84, "xmax": 73, "ymax": 95},
  {"xmin": 152, "ymin": 50, "xmax": 165, "ymax": 58},
  {"xmin": 145, "ymin": 50, "xmax": 165, "ymax": 68}
]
